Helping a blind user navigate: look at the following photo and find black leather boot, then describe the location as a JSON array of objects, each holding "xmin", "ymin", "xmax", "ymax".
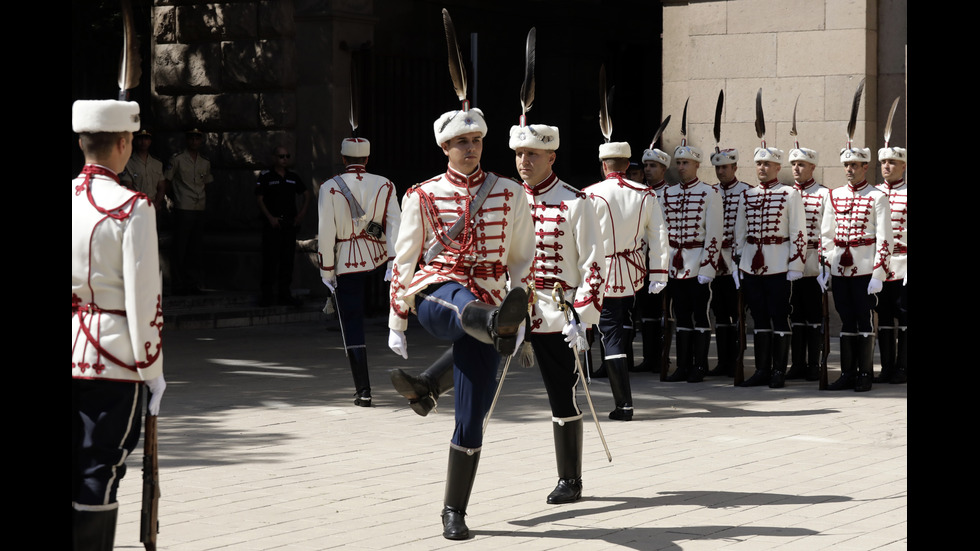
[
  {"xmin": 826, "ymin": 334, "xmax": 857, "ymax": 390},
  {"xmin": 633, "ymin": 320, "xmax": 663, "ymax": 373},
  {"xmin": 348, "ymin": 347, "xmax": 372, "ymax": 406},
  {"xmin": 688, "ymin": 329, "xmax": 710, "ymax": 382},
  {"xmin": 855, "ymin": 333, "xmax": 875, "ymax": 392},
  {"xmin": 666, "ymin": 330, "xmax": 691, "ymax": 382},
  {"xmin": 606, "ymin": 358, "xmax": 634, "ymax": 421},
  {"xmin": 460, "ymin": 288, "xmax": 527, "ymax": 355},
  {"xmin": 740, "ymin": 331, "xmax": 773, "ymax": 387},
  {"xmin": 804, "ymin": 324, "xmax": 823, "ymax": 381},
  {"xmin": 873, "ymin": 327, "xmax": 896, "ymax": 383},
  {"xmin": 390, "ymin": 347, "xmax": 455, "ymax": 416},
  {"xmin": 73, "ymin": 507, "xmax": 117, "ymax": 551},
  {"xmin": 769, "ymin": 332, "xmax": 791, "ymax": 388},
  {"xmin": 708, "ymin": 325, "xmax": 732, "ymax": 376},
  {"xmin": 891, "ymin": 328, "xmax": 907, "ymax": 384},
  {"xmin": 442, "ymin": 445, "xmax": 481, "ymax": 540},
  {"xmin": 786, "ymin": 324, "xmax": 807, "ymax": 379},
  {"xmin": 547, "ymin": 418, "xmax": 583, "ymax": 504}
]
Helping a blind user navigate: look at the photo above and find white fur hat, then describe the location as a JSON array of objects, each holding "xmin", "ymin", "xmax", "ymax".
[
  {"xmin": 509, "ymin": 124, "xmax": 560, "ymax": 151},
  {"xmin": 840, "ymin": 147, "xmax": 872, "ymax": 164},
  {"xmin": 434, "ymin": 108, "xmax": 488, "ymax": 145},
  {"xmin": 673, "ymin": 144, "xmax": 703, "ymax": 163},
  {"xmin": 710, "ymin": 148, "xmax": 738, "ymax": 166},
  {"xmin": 341, "ymin": 137, "xmax": 371, "ymax": 157},
  {"xmin": 642, "ymin": 148, "xmax": 670, "ymax": 167},
  {"xmin": 789, "ymin": 147, "xmax": 819, "ymax": 165},
  {"xmin": 754, "ymin": 147, "xmax": 784, "ymax": 164},
  {"xmin": 878, "ymin": 147, "xmax": 906, "ymax": 162},
  {"xmin": 72, "ymin": 100, "xmax": 140, "ymax": 133},
  {"xmin": 598, "ymin": 142, "xmax": 631, "ymax": 159}
]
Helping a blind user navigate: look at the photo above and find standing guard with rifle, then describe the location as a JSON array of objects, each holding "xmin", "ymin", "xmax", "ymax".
[
  {"xmin": 73, "ymin": 2, "xmax": 166, "ymax": 548},
  {"xmin": 819, "ymin": 79, "xmax": 893, "ymax": 392},
  {"xmin": 734, "ymin": 89, "xmax": 807, "ymax": 389},
  {"xmin": 584, "ymin": 65, "xmax": 670, "ymax": 420},
  {"xmin": 635, "ymin": 117, "xmax": 674, "ymax": 377},
  {"xmin": 707, "ymin": 90, "xmax": 752, "ymax": 379},
  {"xmin": 787, "ymin": 96, "xmax": 830, "ymax": 382},
  {"xmin": 386, "ymin": 9, "xmax": 534, "ymax": 540},
  {"xmin": 874, "ymin": 98, "xmax": 907, "ymax": 385},
  {"xmin": 662, "ymin": 99, "xmax": 724, "ymax": 383},
  {"xmin": 318, "ymin": 61, "xmax": 402, "ymax": 407}
]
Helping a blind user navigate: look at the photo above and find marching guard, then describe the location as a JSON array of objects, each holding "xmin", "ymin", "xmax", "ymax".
[
  {"xmin": 874, "ymin": 98, "xmax": 907, "ymax": 384},
  {"xmin": 820, "ymin": 80, "xmax": 893, "ymax": 392},
  {"xmin": 584, "ymin": 67, "xmax": 669, "ymax": 419},
  {"xmin": 386, "ymin": 10, "xmax": 534, "ymax": 540},
  {"xmin": 318, "ymin": 135, "xmax": 401, "ymax": 406}
]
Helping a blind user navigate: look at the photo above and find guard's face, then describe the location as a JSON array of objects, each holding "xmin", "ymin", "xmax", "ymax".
[
  {"xmin": 643, "ymin": 160, "xmax": 666, "ymax": 184},
  {"xmin": 442, "ymin": 132, "xmax": 483, "ymax": 175},
  {"xmin": 675, "ymin": 159, "xmax": 699, "ymax": 181},
  {"xmin": 791, "ymin": 160, "xmax": 815, "ymax": 183},
  {"xmin": 714, "ymin": 163, "xmax": 736, "ymax": 184},
  {"xmin": 514, "ymin": 147, "xmax": 555, "ymax": 186},
  {"xmin": 880, "ymin": 159, "xmax": 906, "ymax": 183},
  {"xmin": 844, "ymin": 161, "xmax": 869, "ymax": 184},
  {"xmin": 756, "ymin": 160, "xmax": 779, "ymax": 182}
]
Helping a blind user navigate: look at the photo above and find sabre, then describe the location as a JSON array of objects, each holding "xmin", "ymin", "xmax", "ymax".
[
  {"xmin": 140, "ymin": 386, "xmax": 160, "ymax": 551},
  {"xmin": 553, "ymin": 283, "xmax": 612, "ymax": 462},
  {"xmin": 482, "ymin": 355, "xmax": 514, "ymax": 434}
]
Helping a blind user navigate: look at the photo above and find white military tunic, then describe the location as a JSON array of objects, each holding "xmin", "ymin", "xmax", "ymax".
[
  {"xmin": 317, "ymin": 164, "xmax": 401, "ymax": 280},
  {"xmin": 584, "ymin": 172, "xmax": 669, "ymax": 298},
  {"xmin": 877, "ymin": 178, "xmax": 907, "ymax": 281},
  {"xmin": 661, "ymin": 178, "xmax": 724, "ymax": 280},
  {"xmin": 718, "ymin": 179, "xmax": 752, "ymax": 276},
  {"xmin": 735, "ymin": 179, "xmax": 807, "ymax": 275},
  {"xmin": 388, "ymin": 167, "xmax": 535, "ymax": 332},
  {"xmin": 821, "ymin": 180, "xmax": 893, "ymax": 280},
  {"xmin": 72, "ymin": 165, "xmax": 163, "ymax": 382},
  {"xmin": 795, "ymin": 179, "xmax": 831, "ymax": 277},
  {"xmin": 522, "ymin": 172, "xmax": 606, "ymax": 333}
]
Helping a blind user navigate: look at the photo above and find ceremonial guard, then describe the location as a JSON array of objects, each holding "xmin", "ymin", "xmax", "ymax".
[
  {"xmin": 318, "ymin": 136, "xmax": 400, "ymax": 406},
  {"xmin": 788, "ymin": 145, "xmax": 829, "ymax": 381},
  {"xmin": 120, "ymin": 129, "xmax": 166, "ymax": 210},
  {"xmin": 72, "ymin": 99, "xmax": 166, "ymax": 549},
  {"xmin": 874, "ymin": 99, "xmax": 907, "ymax": 384},
  {"xmin": 386, "ymin": 10, "xmax": 534, "ymax": 540},
  {"xmin": 661, "ymin": 110, "xmax": 724, "ymax": 383},
  {"xmin": 709, "ymin": 147, "xmax": 750, "ymax": 378},
  {"xmin": 584, "ymin": 72, "xmax": 669, "ymax": 419},
  {"xmin": 734, "ymin": 141, "xmax": 806, "ymax": 388},
  {"xmin": 633, "ymin": 119, "xmax": 673, "ymax": 375},
  {"xmin": 820, "ymin": 81, "xmax": 893, "ymax": 392}
]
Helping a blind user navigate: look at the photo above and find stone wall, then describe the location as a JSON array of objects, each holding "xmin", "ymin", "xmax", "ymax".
[{"xmin": 661, "ymin": 0, "xmax": 906, "ymax": 187}]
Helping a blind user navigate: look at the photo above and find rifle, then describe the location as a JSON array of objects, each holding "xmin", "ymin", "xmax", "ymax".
[{"xmin": 140, "ymin": 390, "xmax": 160, "ymax": 551}]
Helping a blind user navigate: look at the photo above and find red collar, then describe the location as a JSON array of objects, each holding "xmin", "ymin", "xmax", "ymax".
[
  {"xmin": 759, "ymin": 178, "xmax": 779, "ymax": 189},
  {"xmin": 648, "ymin": 179, "xmax": 667, "ymax": 191},
  {"xmin": 886, "ymin": 178, "xmax": 905, "ymax": 189},
  {"xmin": 794, "ymin": 178, "xmax": 815, "ymax": 190},
  {"xmin": 848, "ymin": 180, "xmax": 869, "ymax": 192},
  {"xmin": 720, "ymin": 178, "xmax": 739, "ymax": 190},
  {"xmin": 79, "ymin": 164, "xmax": 120, "ymax": 184},
  {"xmin": 445, "ymin": 166, "xmax": 486, "ymax": 189},
  {"xmin": 681, "ymin": 177, "xmax": 700, "ymax": 189},
  {"xmin": 524, "ymin": 172, "xmax": 559, "ymax": 196}
]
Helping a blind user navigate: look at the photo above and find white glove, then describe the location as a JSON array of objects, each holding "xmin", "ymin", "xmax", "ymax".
[
  {"xmin": 562, "ymin": 319, "xmax": 589, "ymax": 350},
  {"xmin": 511, "ymin": 324, "xmax": 526, "ymax": 357},
  {"xmin": 786, "ymin": 270, "xmax": 803, "ymax": 282},
  {"xmin": 816, "ymin": 271, "xmax": 831, "ymax": 292},
  {"xmin": 733, "ymin": 270, "xmax": 741, "ymax": 290},
  {"xmin": 145, "ymin": 375, "xmax": 166, "ymax": 416},
  {"xmin": 384, "ymin": 269, "xmax": 393, "ymax": 282},
  {"xmin": 648, "ymin": 281, "xmax": 666, "ymax": 295},
  {"xmin": 867, "ymin": 278, "xmax": 883, "ymax": 295},
  {"xmin": 322, "ymin": 277, "xmax": 336, "ymax": 293},
  {"xmin": 388, "ymin": 329, "xmax": 408, "ymax": 359},
  {"xmin": 903, "ymin": 273, "xmax": 907, "ymax": 286},
  {"xmin": 697, "ymin": 274, "xmax": 712, "ymax": 285}
]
